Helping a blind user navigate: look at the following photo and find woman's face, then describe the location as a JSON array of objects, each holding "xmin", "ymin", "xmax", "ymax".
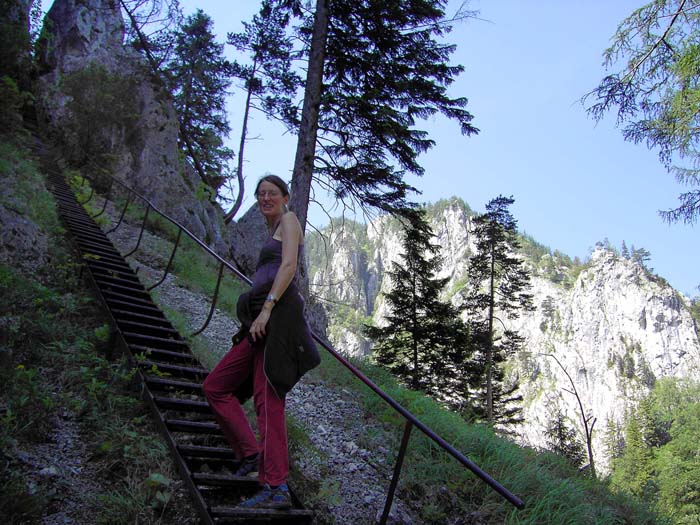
[{"xmin": 256, "ymin": 180, "xmax": 289, "ymax": 221}]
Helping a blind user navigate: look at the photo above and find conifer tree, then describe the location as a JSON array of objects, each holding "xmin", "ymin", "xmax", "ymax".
[
  {"xmin": 364, "ymin": 211, "xmax": 469, "ymax": 403},
  {"xmin": 120, "ymin": 0, "xmax": 182, "ymax": 69},
  {"xmin": 286, "ymin": 0, "xmax": 478, "ymax": 230},
  {"xmin": 545, "ymin": 408, "xmax": 587, "ymax": 468},
  {"xmin": 224, "ymin": 0, "xmax": 302, "ymax": 222},
  {"xmin": 610, "ymin": 414, "xmax": 654, "ymax": 498},
  {"xmin": 463, "ymin": 195, "xmax": 533, "ymax": 426},
  {"xmin": 630, "ymin": 246, "xmax": 652, "ymax": 271},
  {"xmin": 586, "ymin": 0, "xmax": 700, "ymax": 224},
  {"xmin": 602, "ymin": 418, "xmax": 625, "ymax": 461},
  {"xmin": 164, "ymin": 9, "xmax": 234, "ymax": 194}
]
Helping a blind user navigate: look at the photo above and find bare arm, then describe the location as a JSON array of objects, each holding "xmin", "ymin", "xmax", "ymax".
[{"xmin": 249, "ymin": 212, "xmax": 303, "ymax": 341}]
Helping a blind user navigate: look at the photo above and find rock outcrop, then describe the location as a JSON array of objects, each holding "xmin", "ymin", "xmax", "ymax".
[
  {"xmin": 306, "ymin": 197, "xmax": 700, "ymax": 471},
  {"xmin": 512, "ymin": 247, "xmax": 700, "ymax": 471},
  {"xmin": 35, "ymin": 0, "xmax": 229, "ymax": 253}
]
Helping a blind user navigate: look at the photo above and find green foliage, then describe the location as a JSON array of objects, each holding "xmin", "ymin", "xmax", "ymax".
[
  {"xmin": 462, "ymin": 195, "xmax": 534, "ymax": 426},
  {"xmin": 0, "ymin": 474, "xmax": 46, "ymax": 524},
  {"xmin": 364, "ymin": 210, "xmax": 470, "ymax": 405},
  {"xmin": 611, "ymin": 415, "xmax": 655, "ymax": 498},
  {"xmin": 60, "ymin": 63, "xmax": 140, "ymax": 187},
  {"xmin": 0, "ymin": 0, "xmax": 33, "ymax": 89},
  {"xmin": 0, "ymin": 257, "xmax": 186, "ymax": 524},
  {"xmin": 654, "ymin": 403, "xmax": 700, "ymax": 523},
  {"xmin": 688, "ymin": 296, "xmax": 700, "ymax": 334},
  {"xmin": 164, "ymin": 9, "xmax": 234, "ymax": 193},
  {"xmin": 0, "ymin": 75, "xmax": 28, "ymax": 136},
  {"xmin": 306, "ymin": 1, "xmax": 479, "ymax": 218},
  {"xmin": 587, "ymin": 0, "xmax": 700, "ymax": 224},
  {"xmin": 227, "ymin": 0, "xmax": 301, "ymax": 213},
  {"xmin": 609, "ymin": 378, "xmax": 700, "ymax": 523},
  {"xmin": 519, "ymin": 233, "xmax": 586, "ymax": 288},
  {"xmin": 0, "ymin": 140, "xmax": 65, "ymax": 241},
  {"xmin": 169, "ymin": 236, "xmax": 247, "ymax": 317},
  {"xmin": 544, "ymin": 408, "xmax": 587, "ymax": 468}
]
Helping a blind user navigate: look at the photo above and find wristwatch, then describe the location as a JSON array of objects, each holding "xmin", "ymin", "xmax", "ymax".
[{"xmin": 266, "ymin": 293, "xmax": 278, "ymax": 305}]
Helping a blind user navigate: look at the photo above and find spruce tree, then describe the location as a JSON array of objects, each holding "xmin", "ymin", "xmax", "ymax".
[
  {"xmin": 545, "ymin": 408, "xmax": 587, "ymax": 468},
  {"xmin": 164, "ymin": 9, "xmax": 234, "ymax": 194},
  {"xmin": 364, "ymin": 211, "xmax": 469, "ymax": 403},
  {"xmin": 463, "ymin": 195, "xmax": 533, "ymax": 426},
  {"xmin": 610, "ymin": 414, "xmax": 654, "ymax": 498},
  {"xmin": 286, "ymin": 0, "xmax": 478, "ymax": 230}
]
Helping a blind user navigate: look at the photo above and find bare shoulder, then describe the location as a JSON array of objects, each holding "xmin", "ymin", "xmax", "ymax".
[{"xmin": 279, "ymin": 212, "xmax": 303, "ymax": 241}]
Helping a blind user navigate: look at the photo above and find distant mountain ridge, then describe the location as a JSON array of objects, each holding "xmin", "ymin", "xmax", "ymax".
[{"xmin": 305, "ymin": 196, "xmax": 700, "ymax": 470}]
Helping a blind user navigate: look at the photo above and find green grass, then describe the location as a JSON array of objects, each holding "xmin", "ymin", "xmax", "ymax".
[
  {"xmin": 0, "ymin": 260, "xmax": 187, "ymax": 524},
  {"xmin": 1, "ymin": 139, "xmax": 189, "ymax": 523},
  {"xmin": 305, "ymin": 352, "xmax": 662, "ymax": 524}
]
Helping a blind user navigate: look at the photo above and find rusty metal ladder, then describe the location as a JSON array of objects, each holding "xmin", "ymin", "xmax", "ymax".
[{"xmin": 45, "ymin": 168, "xmax": 314, "ymax": 524}]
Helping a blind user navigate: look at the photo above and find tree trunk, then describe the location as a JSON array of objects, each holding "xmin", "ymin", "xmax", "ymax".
[
  {"xmin": 224, "ymin": 64, "xmax": 257, "ymax": 223},
  {"xmin": 486, "ymin": 242, "xmax": 496, "ymax": 423},
  {"xmin": 289, "ymin": 0, "xmax": 328, "ymax": 232}
]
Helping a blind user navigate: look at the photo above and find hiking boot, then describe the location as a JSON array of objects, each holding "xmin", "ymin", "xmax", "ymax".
[
  {"xmin": 233, "ymin": 453, "xmax": 258, "ymax": 478},
  {"xmin": 239, "ymin": 483, "xmax": 292, "ymax": 510}
]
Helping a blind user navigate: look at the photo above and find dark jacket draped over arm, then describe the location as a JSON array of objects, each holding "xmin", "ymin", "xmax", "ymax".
[{"xmin": 234, "ymin": 285, "xmax": 320, "ymax": 400}]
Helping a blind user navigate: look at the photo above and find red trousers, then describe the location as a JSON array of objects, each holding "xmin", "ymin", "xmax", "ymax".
[{"xmin": 202, "ymin": 338, "xmax": 288, "ymax": 486}]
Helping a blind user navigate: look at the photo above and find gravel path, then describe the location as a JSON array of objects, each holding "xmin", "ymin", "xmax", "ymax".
[{"xmin": 102, "ymin": 205, "xmax": 419, "ymax": 524}]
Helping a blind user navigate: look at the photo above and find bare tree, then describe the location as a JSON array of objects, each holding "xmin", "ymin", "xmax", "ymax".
[{"xmin": 543, "ymin": 353, "xmax": 597, "ymax": 478}]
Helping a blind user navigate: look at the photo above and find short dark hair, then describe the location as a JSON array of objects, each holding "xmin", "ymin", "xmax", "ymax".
[{"xmin": 255, "ymin": 175, "xmax": 289, "ymax": 197}]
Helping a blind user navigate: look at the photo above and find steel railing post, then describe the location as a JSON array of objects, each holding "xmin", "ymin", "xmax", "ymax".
[{"xmin": 380, "ymin": 420, "xmax": 413, "ymax": 525}]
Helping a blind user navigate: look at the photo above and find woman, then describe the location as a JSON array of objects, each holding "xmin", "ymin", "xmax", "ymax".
[{"xmin": 203, "ymin": 175, "xmax": 320, "ymax": 510}]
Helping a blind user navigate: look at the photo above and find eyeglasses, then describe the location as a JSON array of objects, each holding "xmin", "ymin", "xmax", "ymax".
[{"xmin": 256, "ymin": 191, "xmax": 282, "ymax": 199}]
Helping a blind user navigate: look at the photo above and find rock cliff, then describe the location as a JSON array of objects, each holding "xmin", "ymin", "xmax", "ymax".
[
  {"xmin": 34, "ymin": 0, "xmax": 229, "ymax": 253},
  {"xmin": 306, "ymin": 197, "xmax": 700, "ymax": 470}
]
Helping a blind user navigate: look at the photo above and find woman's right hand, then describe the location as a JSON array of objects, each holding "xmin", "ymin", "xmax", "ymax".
[{"xmin": 249, "ymin": 306, "xmax": 272, "ymax": 342}]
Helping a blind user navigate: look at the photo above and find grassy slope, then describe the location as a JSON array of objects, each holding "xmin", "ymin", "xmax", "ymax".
[
  {"xmin": 1, "ymin": 135, "xmax": 664, "ymax": 524},
  {"xmin": 0, "ymin": 138, "xmax": 194, "ymax": 524}
]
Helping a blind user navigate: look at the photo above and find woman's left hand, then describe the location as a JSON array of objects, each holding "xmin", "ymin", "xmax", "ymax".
[{"xmin": 250, "ymin": 308, "xmax": 271, "ymax": 342}]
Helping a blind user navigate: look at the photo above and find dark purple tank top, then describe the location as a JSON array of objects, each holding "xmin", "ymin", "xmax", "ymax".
[{"xmin": 250, "ymin": 236, "xmax": 304, "ymax": 300}]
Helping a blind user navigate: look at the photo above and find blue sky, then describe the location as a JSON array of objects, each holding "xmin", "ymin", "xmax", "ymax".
[{"xmin": 177, "ymin": 0, "xmax": 698, "ymax": 296}]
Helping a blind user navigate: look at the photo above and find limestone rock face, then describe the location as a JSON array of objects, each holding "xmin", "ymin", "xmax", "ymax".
[
  {"xmin": 306, "ymin": 198, "xmax": 700, "ymax": 471},
  {"xmin": 38, "ymin": 0, "xmax": 125, "ymax": 75},
  {"xmin": 308, "ymin": 198, "xmax": 475, "ymax": 356},
  {"xmin": 35, "ymin": 0, "xmax": 230, "ymax": 254},
  {"xmin": 229, "ymin": 202, "xmax": 268, "ymax": 277},
  {"xmin": 512, "ymin": 248, "xmax": 700, "ymax": 471}
]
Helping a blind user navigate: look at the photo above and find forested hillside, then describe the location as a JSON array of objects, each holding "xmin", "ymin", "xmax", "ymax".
[{"xmin": 306, "ymin": 198, "xmax": 700, "ymax": 522}]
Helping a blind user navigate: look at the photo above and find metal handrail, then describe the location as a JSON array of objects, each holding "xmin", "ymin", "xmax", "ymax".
[{"xmin": 76, "ymin": 174, "xmax": 525, "ymax": 517}]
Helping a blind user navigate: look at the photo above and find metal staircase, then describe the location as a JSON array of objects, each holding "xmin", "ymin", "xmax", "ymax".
[{"xmin": 46, "ymin": 166, "xmax": 314, "ymax": 524}]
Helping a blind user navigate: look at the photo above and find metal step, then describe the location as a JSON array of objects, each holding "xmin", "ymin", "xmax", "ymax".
[
  {"xmin": 129, "ymin": 345, "xmax": 199, "ymax": 364},
  {"xmin": 166, "ymin": 419, "xmax": 220, "ymax": 434},
  {"xmin": 138, "ymin": 360, "xmax": 208, "ymax": 380},
  {"xmin": 210, "ymin": 506, "xmax": 315, "ymax": 522},
  {"xmin": 178, "ymin": 444, "xmax": 236, "ymax": 460},
  {"xmin": 145, "ymin": 376, "xmax": 204, "ymax": 395},
  {"xmin": 154, "ymin": 396, "xmax": 212, "ymax": 414}
]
